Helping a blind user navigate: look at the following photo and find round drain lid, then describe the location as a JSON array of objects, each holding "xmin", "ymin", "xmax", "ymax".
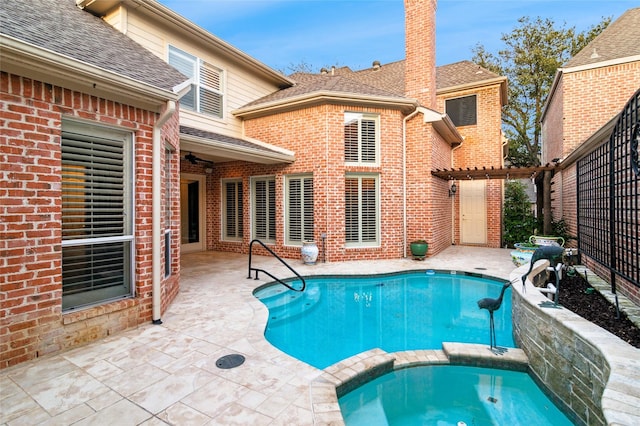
[{"xmin": 216, "ymin": 354, "xmax": 245, "ymax": 369}]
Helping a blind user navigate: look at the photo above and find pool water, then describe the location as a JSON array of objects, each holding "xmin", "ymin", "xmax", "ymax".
[
  {"xmin": 254, "ymin": 271, "xmax": 514, "ymax": 369},
  {"xmin": 339, "ymin": 365, "xmax": 574, "ymax": 425}
]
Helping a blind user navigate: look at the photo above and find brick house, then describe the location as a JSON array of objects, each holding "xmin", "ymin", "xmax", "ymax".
[
  {"xmin": 541, "ymin": 7, "xmax": 640, "ymax": 304},
  {"xmin": 77, "ymin": 0, "xmax": 506, "ymax": 263},
  {"xmin": 0, "ymin": 0, "xmax": 189, "ymax": 368},
  {"xmin": 1, "ymin": 0, "xmax": 507, "ymax": 367}
]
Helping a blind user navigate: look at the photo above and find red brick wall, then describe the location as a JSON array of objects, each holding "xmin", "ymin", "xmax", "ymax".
[
  {"xmin": 405, "ymin": 0, "xmax": 437, "ymax": 108},
  {"xmin": 0, "ymin": 72, "xmax": 180, "ymax": 368},
  {"xmin": 541, "ymin": 78, "xmax": 564, "ymax": 164},
  {"xmin": 561, "ymin": 63, "xmax": 640, "ymax": 158},
  {"xmin": 436, "ymin": 84, "xmax": 505, "ymax": 247},
  {"xmin": 221, "ymin": 105, "xmax": 408, "ymax": 262}
]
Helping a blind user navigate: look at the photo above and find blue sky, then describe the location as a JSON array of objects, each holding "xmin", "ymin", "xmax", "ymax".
[{"xmin": 158, "ymin": 0, "xmax": 636, "ymax": 73}]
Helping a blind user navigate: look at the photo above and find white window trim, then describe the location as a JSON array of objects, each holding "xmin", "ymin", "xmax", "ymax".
[
  {"xmin": 61, "ymin": 119, "xmax": 135, "ymax": 311},
  {"xmin": 251, "ymin": 175, "xmax": 277, "ymax": 244},
  {"xmin": 168, "ymin": 45, "xmax": 226, "ymax": 119},
  {"xmin": 345, "ymin": 173, "xmax": 380, "ymax": 248},
  {"xmin": 221, "ymin": 178, "xmax": 243, "ymax": 242},
  {"xmin": 284, "ymin": 174, "xmax": 314, "ymax": 246},
  {"xmin": 344, "ymin": 112, "xmax": 380, "ymax": 166}
]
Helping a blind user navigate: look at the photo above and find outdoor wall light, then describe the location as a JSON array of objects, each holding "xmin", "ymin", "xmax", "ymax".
[{"xmin": 449, "ymin": 182, "xmax": 457, "ymax": 197}]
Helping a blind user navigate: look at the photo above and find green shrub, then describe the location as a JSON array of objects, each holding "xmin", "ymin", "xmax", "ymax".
[{"xmin": 503, "ymin": 180, "xmax": 537, "ymax": 247}]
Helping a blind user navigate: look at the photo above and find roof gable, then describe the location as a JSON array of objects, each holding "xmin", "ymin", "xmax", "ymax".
[
  {"xmin": 565, "ymin": 7, "xmax": 640, "ymax": 68},
  {"xmin": 1, "ymin": 0, "xmax": 187, "ymax": 92}
]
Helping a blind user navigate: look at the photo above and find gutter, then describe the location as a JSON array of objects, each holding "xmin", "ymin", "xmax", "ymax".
[
  {"xmin": 0, "ymin": 35, "xmax": 180, "ymax": 112},
  {"xmin": 152, "ymin": 101, "xmax": 177, "ymax": 324},
  {"xmin": 234, "ymin": 91, "xmax": 418, "ymax": 119}
]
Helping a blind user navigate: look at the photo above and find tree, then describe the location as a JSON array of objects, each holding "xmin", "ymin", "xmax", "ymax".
[
  {"xmin": 503, "ymin": 180, "xmax": 537, "ymax": 247},
  {"xmin": 473, "ymin": 16, "xmax": 611, "ymax": 166}
]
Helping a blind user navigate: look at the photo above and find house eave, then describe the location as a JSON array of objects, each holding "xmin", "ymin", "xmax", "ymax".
[
  {"xmin": 180, "ymin": 133, "xmax": 295, "ymax": 165},
  {"xmin": 233, "ymin": 91, "xmax": 419, "ymax": 119},
  {"xmin": 417, "ymin": 107, "xmax": 464, "ymax": 146},
  {"xmin": 77, "ymin": 0, "xmax": 294, "ymax": 88},
  {"xmin": 438, "ymin": 76, "xmax": 508, "ymax": 106},
  {"xmin": 0, "ymin": 34, "xmax": 181, "ymax": 112}
]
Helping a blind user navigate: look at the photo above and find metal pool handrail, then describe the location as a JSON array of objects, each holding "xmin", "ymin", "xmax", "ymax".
[{"xmin": 247, "ymin": 239, "xmax": 306, "ymax": 292}]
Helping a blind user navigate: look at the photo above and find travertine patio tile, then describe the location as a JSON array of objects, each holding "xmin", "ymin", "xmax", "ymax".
[
  {"xmin": 8, "ymin": 356, "xmax": 77, "ymax": 388},
  {"xmin": 158, "ymin": 402, "xmax": 211, "ymax": 426},
  {"xmin": 211, "ymin": 402, "xmax": 274, "ymax": 425},
  {"xmin": 179, "ymin": 376, "xmax": 250, "ymax": 418},
  {"xmin": 103, "ymin": 363, "xmax": 169, "ymax": 397},
  {"xmin": 72, "ymin": 399, "xmax": 152, "ymax": 426},
  {"xmin": 27, "ymin": 369, "xmax": 109, "ymax": 416},
  {"xmin": 38, "ymin": 404, "xmax": 95, "ymax": 426},
  {"xmin": 128, "ymin": 365, "xmax": 215, "ymax": 414}
]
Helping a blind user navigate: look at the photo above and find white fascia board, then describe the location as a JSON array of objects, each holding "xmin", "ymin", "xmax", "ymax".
[
  {"xmin": 563, "ymin": 55, "xmax": 640, "ymax": 74},
  {"xmin": 417, "ymin": 107, "xmax": 464, "ymax": 145},
  {"xmin": 1, "ymin": 35, "xmax": 182, "ymax": 112},
  {"xmin": 437, "ymin": 76, "xmax": 508, "ymax": 105},
  {"xmin": 126, "ymin": 0, "xmax": 294, "ymax": 88},
  {"xmin": 233, "ymin": 91, "xmax": 418, "ymax": 118},
  {"xmin": 181, "ymin": 134, "xmax": 295, "ymax": 164}
]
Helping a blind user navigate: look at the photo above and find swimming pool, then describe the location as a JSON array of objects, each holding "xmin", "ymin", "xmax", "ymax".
[
  {"xmin": 339, "ymin": 365, "xmax": 574, "ymax": 425},
  {"xmin": 254, "ymin": 271, "xmax": 514, "ymax": 369}
]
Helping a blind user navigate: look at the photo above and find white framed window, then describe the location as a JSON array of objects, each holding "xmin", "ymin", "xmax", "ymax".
[
  {"xmin": 168, "ymin": 45, "xmax": 224, "ymax": 118},
  {"xmin": 345, "ymin": 173, "xmax": 379, "ymax": 247},
  {"xmin": 251, "ymin": 176, "xmax": 276, "ymax": 243},
  {"xmin": 61, "ymin": 119, "xmax": 134, "ymax": 311},
  {"xmin": 285, "ymin": 174, "xmax": 314, "ymax": 245},
  {"xmin": 445, "ymin": 95, "xmax": 477, "ymax": 126},
  {"xmin": 344, "ymin": 112, "xmax": 379, "ymax": 165},
  {"xmin": 222, "ymin": 179, "xmax": 243, "ymax": 241}
]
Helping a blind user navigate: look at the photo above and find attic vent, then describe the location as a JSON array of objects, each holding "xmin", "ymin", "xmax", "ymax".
[{"xmin": 372, "ymin": 60, "xmax": 381, "ymax": 70}]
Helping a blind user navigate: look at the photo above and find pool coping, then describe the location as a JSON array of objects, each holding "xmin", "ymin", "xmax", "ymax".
[{"xmin": 310, "ymin": 343, "xmax": 530, "ymax": 425}]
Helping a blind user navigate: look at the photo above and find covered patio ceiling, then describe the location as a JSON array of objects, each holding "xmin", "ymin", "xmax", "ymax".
[{"xmin": 431, "ymin": 163, "xmax": 559, "ymax": 181}]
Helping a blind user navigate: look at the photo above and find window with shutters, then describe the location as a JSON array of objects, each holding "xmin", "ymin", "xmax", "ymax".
[
  {"xmin": 168, "ymin": 45, "xmax": 224, "ymax": 118},
  {"xmin": 345, "ymin": 174, "xmax": 379, "ymax": 247},
  {"xmin": 344, "ymin": 112, "xmax": 379, "ymax": 165},
  {"xmin": 222, "ymin": 179, "xmax": 243, "ymax": 241},
  {"xmin": 445, "ymin": 95, "xmax": 477, "ymax": 127},
  {"xmin": 285, "ymin": 175, "xmax": 314, "ymax": 245},
  {"xmin": 251, "ymin": 177, "xmax": 276, "ymax": 243},
  {"xmin": 61, "ymin": 120, "xmax": 134, "ymax": 311}
]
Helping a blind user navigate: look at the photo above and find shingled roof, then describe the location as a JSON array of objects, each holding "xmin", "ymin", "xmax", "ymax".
[
  {"xmin": 239, "ymin": 59, "xmax": 504, "ymax": 110},
  {"xmin": 0, "ymin": 0, "xmax": 187, "ymax": 92},
  {"xmin": 240, "ymin": 72, "xmax": 407, "ymax": 109},
  {"xmin": 565, "ymin": 7, "xmax": 640, "ymax": 68}
]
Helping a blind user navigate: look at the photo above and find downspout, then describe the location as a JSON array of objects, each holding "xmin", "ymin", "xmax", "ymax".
[
  {"xmin": 450, "ymin": 140, "xmax": 464, "ymax": 244},
  {"xmin": 402, "ymin": 108, "xmax": 420, "ymax": 258},
  {"xmin": 152, "ymin": 100, "xmax": 176, "ymax": 324}
]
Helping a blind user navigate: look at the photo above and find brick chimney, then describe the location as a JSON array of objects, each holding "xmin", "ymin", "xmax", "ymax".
[{"xmin": 404, "ymin": 0, "xmax": 437, "ymax": 109}]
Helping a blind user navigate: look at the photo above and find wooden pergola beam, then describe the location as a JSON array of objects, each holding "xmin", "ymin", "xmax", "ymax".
[{"xmin": 431, "ymin": 164, "xmax": 558, "ymax": 181}]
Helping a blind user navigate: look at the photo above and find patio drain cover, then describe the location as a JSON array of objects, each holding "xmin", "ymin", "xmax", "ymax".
[{"xmin": 216, "ymin": 354, "xmax": 245, "ymax": 369}]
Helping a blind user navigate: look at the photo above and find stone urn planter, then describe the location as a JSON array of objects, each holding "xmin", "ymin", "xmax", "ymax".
[
  {"xmin": 530, "ymin": 235, "xmax": 565, "ymax": 247},
  {"xmin": 301, "ymin": 240, "xmax": 319, "ymax": 265},
  {"xmin": 410, "ymin": 240, "xmax": 428, "ymax": 260},
  {"xmin": 511, "ymin": 242, "xmax": 538, "ymax": 266}
]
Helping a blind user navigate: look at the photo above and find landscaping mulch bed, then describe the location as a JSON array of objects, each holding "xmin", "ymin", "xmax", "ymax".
[{"xmin": 556, "ymin": 272, "xmax": 640, "ymax": 349}]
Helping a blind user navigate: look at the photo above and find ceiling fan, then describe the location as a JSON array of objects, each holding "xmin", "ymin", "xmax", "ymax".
[{"xmin": 184, "ymin": 152, "xmax": 213, "ymax": 166}]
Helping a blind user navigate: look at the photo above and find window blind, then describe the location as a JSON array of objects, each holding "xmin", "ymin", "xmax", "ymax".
[{"xmin": 61, "ymin": 124, "xmax": 132, "ymax": 310}]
